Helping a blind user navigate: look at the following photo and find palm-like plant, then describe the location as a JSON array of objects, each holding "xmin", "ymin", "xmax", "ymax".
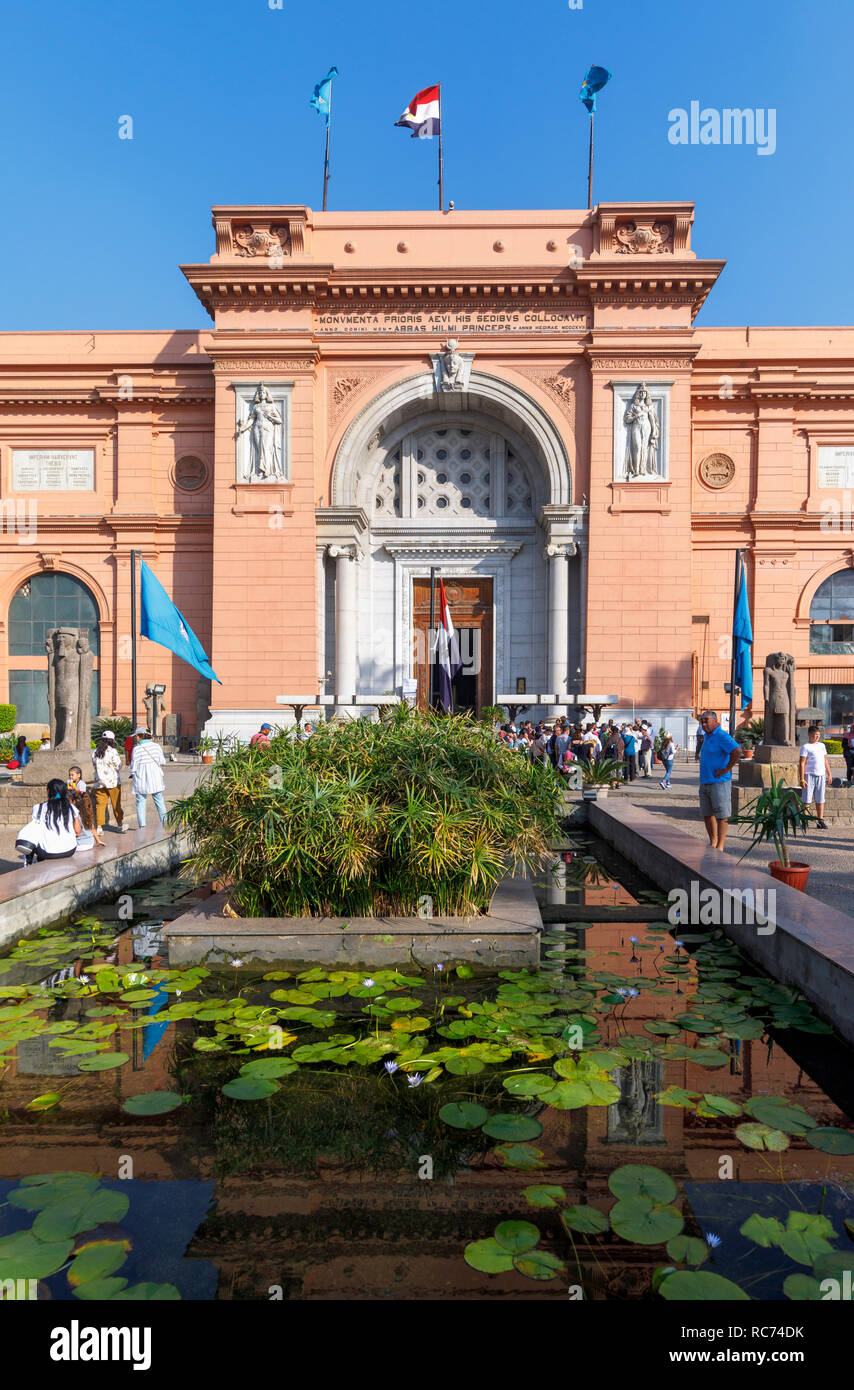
[
  {"xmin": 169, "ymin": 705, "xmax": 560, "ymax": 918},
  {"xmin": 732, "ymin": 772, "xmax": 815, "ymax": 867},
  {"xmin": 581, "ymin": 757, "xmax": 624, "ymax": 786}
]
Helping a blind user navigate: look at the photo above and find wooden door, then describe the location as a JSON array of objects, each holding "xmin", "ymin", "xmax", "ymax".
[{"xmin": 412, "ymin": 577, "xmax": 493, "ymax": 715}]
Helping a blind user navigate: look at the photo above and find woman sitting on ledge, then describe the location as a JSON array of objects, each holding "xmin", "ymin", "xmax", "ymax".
[{"xmin": 22, "ymin": 779, "xmax": 81, "ymax": 865}]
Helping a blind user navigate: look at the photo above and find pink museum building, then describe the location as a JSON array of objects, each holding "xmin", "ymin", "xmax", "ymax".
[{"xmin": 1, "ymin": 198, "xmax": 853, "ymax": 745}]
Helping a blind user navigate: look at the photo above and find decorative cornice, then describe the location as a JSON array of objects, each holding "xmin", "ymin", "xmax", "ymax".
[
  {"xmin": 211, "ymin": 356, "xmax": 317, "ymax": 373},
  {"xmin": 383, "ymin": 539, "xmax": 524, "ymax": 557}
]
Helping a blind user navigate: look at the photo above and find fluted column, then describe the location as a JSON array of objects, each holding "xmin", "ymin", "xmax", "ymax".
[
  {"xmin": 545, "ymin": 542, "xmax": 576, "ymax": 703},
  {"xmin": 330, "ymin": 543, "xmax": 360, "ymax": 708}
]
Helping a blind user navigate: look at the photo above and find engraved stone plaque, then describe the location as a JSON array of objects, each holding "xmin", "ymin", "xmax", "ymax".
[
  {"xmin": 817, "ymin": 446, "xmax": 854, "ymax": 489},
  {"xmin": 12, "ymin": 448, "xmax": 95, "ymax": 491}
]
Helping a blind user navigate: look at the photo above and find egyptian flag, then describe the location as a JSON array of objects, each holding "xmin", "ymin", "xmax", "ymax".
[
  {"xmin": 436, "ymin": 579, "xmax": 462, "ymax": 713},
  {"xmin": 395, "ymin": 85, "xmax": 441, "ymax": 139}
]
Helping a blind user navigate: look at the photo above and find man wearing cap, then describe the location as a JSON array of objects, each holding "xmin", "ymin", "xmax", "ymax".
[
  {"xmin": 129, "ymin": 727, "xmax": 168, "ymax": 828},
  {"xmin": 92, "ymin": 729, "xmax": 126, "ymax": 833},
  {"xmin": 250, "ymin": 723, "xmax": 273, "ymax": 748}
]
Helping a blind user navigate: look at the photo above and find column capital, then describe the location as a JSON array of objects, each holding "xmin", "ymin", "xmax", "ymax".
[
  {"xmin": 328, "ymin": 543, "xmax": 363, "ymax": 562},
  {"xmin": 543, "ymin": 542, "xmax": 578, "ymax": 561}
]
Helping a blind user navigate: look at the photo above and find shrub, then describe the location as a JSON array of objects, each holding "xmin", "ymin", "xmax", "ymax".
[
  {"xmin": 480, "ymin": 705, "xmax": 507, "ymax": 725},
  {"xmin": 170, "ymin": 705, "xmax": 560, "ymax": 919},
  {"xmin": 824, "ymin": 738, "xmax": 843, "ymax": 756},
  {"xmin": 0, "ymin": 704, "xmax": 16, "ymax": 734},
  {"xmin": 92, "ymin": 715, "xmax": 133, "ymax": 744}
]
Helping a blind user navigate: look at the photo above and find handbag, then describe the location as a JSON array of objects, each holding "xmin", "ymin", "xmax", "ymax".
[{"xmin": 16, "ymin": 814, "xmax": 44, "ymax": 858}]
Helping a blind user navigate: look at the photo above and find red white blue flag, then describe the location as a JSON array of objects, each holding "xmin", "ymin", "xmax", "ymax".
[
  {"xmin": 395, "ymin": 85, "xmax": 441, "ymax": 139},
  {"xmin": 436, "ymin": 578, "xmax": 462, "ymax": 713}
]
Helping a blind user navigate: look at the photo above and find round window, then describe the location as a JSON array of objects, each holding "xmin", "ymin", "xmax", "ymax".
[
  {"xmin": 461, "ymin": 497, "xmax": 472, "ymax": 509},
  {"xmin": 417, "ymin": 471, "xmax": 425, "ymax": 484},
  {"xmin": 436, "ymin": 496, "xmax": 449, "ymax": 509},
  {"xmin": 436, "ymin": 449, "xmax": 448, "ymax": 461},
  {"xmin": 174, "ymin": 456, "xmax": 208, "ymax": 491},
  {"xmin": 460, "ymin": 472, "xmax": 472, "ymax": 484},
  {"xmin": 417, "ymin": 496, "xmax": 425, "ymax": 509},
  {"xmin": 460, "ymin": 449, "xmax": 471, "ymax": 460},
  {"xmin": 436, "ymin": 472, "xmax": 448, "ymax": 484}
]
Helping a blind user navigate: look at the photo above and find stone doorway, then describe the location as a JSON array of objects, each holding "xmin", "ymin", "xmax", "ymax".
[{"xmin": 412, "ymin": 577, "xmax": 494, "ymax": 715}]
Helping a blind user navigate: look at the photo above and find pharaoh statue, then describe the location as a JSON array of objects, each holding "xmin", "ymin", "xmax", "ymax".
[
  {"xmin": 235, "ymin": 383, "xmax": 284, "ymax": 481},
  {"xmin": 51, "ymin": 628, "xmax": 81, "ymax": 751},
  {"xmin": 623, "ymin": 383, "xmax": 660, "ymax": 478},
  {"xmin": 75, "ymin": 631, "xmax": 94, "ymax": 749},
  {"xmin": 762, "ymin": 651, "xmax": 797, "ymax": 747}
]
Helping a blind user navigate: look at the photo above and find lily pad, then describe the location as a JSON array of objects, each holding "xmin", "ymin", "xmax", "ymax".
[
  {"xmin": 438, "ymin": 1102, "xmax": 489, "ymax": 1130},
  {"xmin": 513, "ymin": 1249, "xmax": 565, "ymax": 1280},
  {"xmin": 239, "ymin": 1057, "xmax": 299, "ymax": 1079},
  {"xmin": 26, "ymin": 1092, "xmax": 61, "ymax": 1112},
  {"xmin": 0, "ymin": 1230, "xmax": 74, "ymax": 1280},
  {"xmin": 561, "ymin": 1205, "xmax": 609, "ymax": 1235},
  {"xmin": 523, "ymin": 1185, "xmax": 566, "ymax": 1209},
  {"xmin": 444, "ymin": 1055, "xmax": 485, "ymax": 1075},
  {"xmin": 609, "ymin": 1196, "xmax": 684, "ymax": 1246},
  {"xmin": 494, "ymin": 1220, "xmax": 541, "ymax": 1254},
  {"xmin": 783, "ymin": 1274, "xmax": 823, "ymax": 1301},
  {"xmin": 76, "ymin": 1052, "xmax": 130, "ymax": 1072},
  {"xmin": 221, "ymin": 1076, "xmax": 279, "ymax": 1100},
  {"xmin": 122, "ymin": 1092, "xmax": 183, "ymax": 1116},
  {"xmin": 608, "ymin": 1164, "xmax": 678, "ymax": 1204},
  {"xmin": 805, "ymin": 1127, "xmax": 854, "ymax": 1155},
  {"xmin": 494, "ymin": 1142, "xmax": 545, "ymax": 1171},
  {"xmin": 68, "ymin": 1242, "xmax": 129, "ymax": 1286},
  {"xmin": 463, "ymin": 1238, "xmax": 515, "ymax": 1274},
  {"xmin": 666, "ymin": 1235, "xmax": 708, "ymax": 1266},
  {"xmin": 502, "ymin": 1073, "xmax": 554, "ymax": 1097},
  {"xmin": 659, "ymin": 1270, "xmax": 750, "ymax": 1301},
  {"xmin": 482, "ymin": 1114, "xmax": 543, "ymax": 1142},
  {"xmin": 32, "ymin": 1189, "xmax": 130, "ymax": 1243},
  {"xmin": 735, "ymin": 1122, "xmax": 790, "ymax": 1152}
]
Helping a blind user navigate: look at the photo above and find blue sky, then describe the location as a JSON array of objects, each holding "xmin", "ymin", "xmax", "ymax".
[{"xmin": 1, "ymin": 0, "xmax": 849, "ymax": 330}]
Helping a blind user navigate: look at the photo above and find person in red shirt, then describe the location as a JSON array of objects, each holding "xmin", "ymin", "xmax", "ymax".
[
  {"xmin": 842, "ymin": 712, "xmax": 854, "ymax": 784},
  {"xmin": 249, "ymin": 723, "xmax": 272, "ymax": 748},
  {"xmin": 124, "ymin": 732, "xmax": 136, "ymax": 765}
]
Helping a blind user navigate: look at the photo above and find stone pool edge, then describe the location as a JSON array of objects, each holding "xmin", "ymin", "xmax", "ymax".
[
  {"xmin": 162, "ymin": 873, "xmax": 542, "ymax": 971},
  {"xmin": 0, "ymin": 827, "xmax": 191, "ymax": 951},
  {"xmin": 588, "ymin": 798, "xmax": 854, "ymax": 1049}
]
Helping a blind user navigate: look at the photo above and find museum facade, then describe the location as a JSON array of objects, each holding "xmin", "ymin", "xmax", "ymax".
[{"xmin": 1, "ymin": 199, "xmax": 853, "ymax": 746}]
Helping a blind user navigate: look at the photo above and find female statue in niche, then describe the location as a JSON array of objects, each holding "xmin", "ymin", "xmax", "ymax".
[
  {"xmin": 623, "ymin": 383, "xmax": 660, "ymax": 478},
  {"xmin": 236, "ymin": 384, "xmax": 284, "ymax": 481}
]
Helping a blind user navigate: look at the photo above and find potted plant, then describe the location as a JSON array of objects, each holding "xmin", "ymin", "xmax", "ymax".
[
  {"xmin": 732, "ymin": 771, "xmax": 815, "ymax": 890},
  {"xmin": 198, "ymin": 734, "xmax": 215, "ymax": 764},
  {"xmin": 580, "ymin": 757, "xmax": 624, "ymax": 798}
]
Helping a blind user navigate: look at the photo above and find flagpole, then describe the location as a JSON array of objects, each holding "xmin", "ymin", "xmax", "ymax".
[
  {"xmin": 322, "ymin": 90, "xmax": 332, "ymax": 211},
  {"xmin": 437, "ymin": 84, "xmax": 444, "ymax": 212},
  {"xmin": 130, "ymin": 549, "xmax": 139, "ymax": 734},
  {"xmin": 729, "ymin": 549, "xmax": 741, "ymax": 733},
  {"xmin": 429, "ymin": 566, "xmax": 436, "ymax": 710},
  {"xmin": 587, "ymin": 112, "xmax": 594, "ymax": 210}
]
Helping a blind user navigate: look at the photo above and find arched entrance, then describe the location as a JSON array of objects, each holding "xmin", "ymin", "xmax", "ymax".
[
  {"xmin": 321, "ymin": 370, "xmax": 583, "ymax": 714},
  {"xmin": 7, "ymin": 572, "xmax": 101, "ymax": 724}
]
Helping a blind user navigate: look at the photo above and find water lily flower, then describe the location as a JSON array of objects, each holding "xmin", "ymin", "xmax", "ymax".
[
  {"xmin": 434, "ymin": 963, "xmax": 444, "ymax": 972},
  {"xmin": 79, "ymin": 975, "xmax": 90, "ymax": 985},
  {"xmin": 384, "ymin": 1060, "xmax": 399, "ymax": 1073},
  {"xmin": 231, "ymin": 958, "xmax": 244, "ymax": 968},
  {"xmin": 674, "ymin": 941, "xmax": 685, "ymax": 950},
  {"xmin": 627, "ymin": 988, "xmax": 640, "ymax": 998},
  {"xmin": 629, "ymin": 936, "xmax": 639, "ymax": 944},
  {"xmin": 615, "ymin": 987, "xmax": 628, "ymax": 997},
  {"xmin": 362, "ymin": 978, "xmax": 375, "ymax": 988},
  {"xmin": 706, "ymin": 1233, "xmax": 722, "ymax": 1248},
  {"xmin": 407, "ymin": 1073, "xmax": 424, "ymax": 1088}
]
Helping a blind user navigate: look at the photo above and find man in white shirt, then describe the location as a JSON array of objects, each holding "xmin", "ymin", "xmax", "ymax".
[{"xmin": 799, "ymin": 725, "xmax": 832, "ymax": 829}]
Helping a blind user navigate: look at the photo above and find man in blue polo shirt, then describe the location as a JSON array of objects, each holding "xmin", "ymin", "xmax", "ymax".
[{"xmin": 697, "ymin": 710, "xmax": 741, "ymax": 851}]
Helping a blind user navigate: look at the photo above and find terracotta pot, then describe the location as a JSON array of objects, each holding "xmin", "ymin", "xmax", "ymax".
[
  {"xmin": 202, "ymin": 754, "xmax": 213, "ymax": 764},
  {"xmin": 741, "ymin": 748, "xmax": 754, "ymax": 760},
  {"xmin": 768, "ymin": 860, "xmax": 810, "ymax": 891}
]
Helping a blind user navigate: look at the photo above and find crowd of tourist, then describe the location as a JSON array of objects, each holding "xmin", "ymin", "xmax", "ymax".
[{"xmin": 496, "ymin": 716, "xmax": 679, "ymax": 787}]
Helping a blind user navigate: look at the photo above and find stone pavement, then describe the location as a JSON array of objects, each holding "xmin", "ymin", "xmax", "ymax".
[
  {"xmin": 0, "ymin": 759, "xmax": 206, "ymax": 877},
  {"xmin": 615, "ymin": 755, "xmax": 853, "ymax": 917}
]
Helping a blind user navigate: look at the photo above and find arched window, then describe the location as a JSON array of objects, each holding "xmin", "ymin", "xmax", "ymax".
[
  {"xmin": 809, "ymin": 569, "xmax": 854, "ymax": 655},
  {"xmin": 7, "ymin": 573, "xmax": 100, "ymax": 724}
]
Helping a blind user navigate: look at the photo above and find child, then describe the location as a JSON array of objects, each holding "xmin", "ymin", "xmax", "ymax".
[
  {"xmin": 68, "ymin": 765, "xmax": 88, "ymax": 794},
  {"xmin": 68, "ymin": 787, "xmax": 106, "ymax": 850},
  {"xmin": 799, "ymin": 724, "xmax": 832, "ymax": 830}
]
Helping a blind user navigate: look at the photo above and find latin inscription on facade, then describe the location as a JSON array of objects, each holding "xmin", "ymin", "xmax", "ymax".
[
  {"xmin": 817, "ymin": 446, "xmax": 854, "ymax": 488},
  {"xmin": 314, "ymin": 306, "xmax": 591, "ymax": 335},
  {"xmin": 12, "ymin": 449, "xmax": 95, "ymax": 491}
]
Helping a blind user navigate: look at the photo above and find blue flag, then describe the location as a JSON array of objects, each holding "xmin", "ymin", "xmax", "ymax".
[
  {"xmin": 139, "ymin": 559, "xmax": 221, "ymax": 684},
  {"xmin": 310, "ymin": 66, "xmax": 338, "ymax": 123},
  {"xmin": 732, "ymin": 552, "xmax": 753, "ymax": 710},
  {"xmin": 579, "ymin": 65, "xmax": 612, "ymax": 114}
]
